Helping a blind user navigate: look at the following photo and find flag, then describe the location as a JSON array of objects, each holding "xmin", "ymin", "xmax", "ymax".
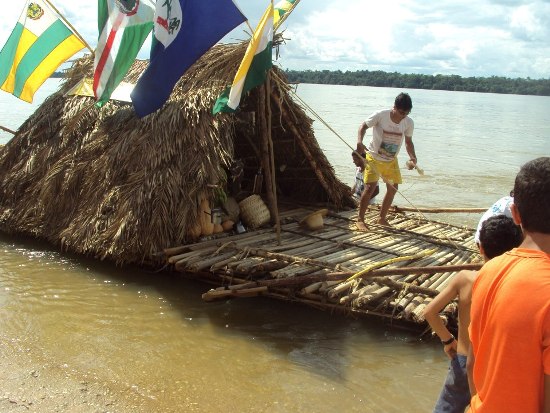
[
  {"xmin": 274, "ymin": 0, "xmax": 299, "ymax": 30},
  {"xmin": 66, "ymin": 77, "xmax": 133, "ymax": 103},
  {"xmin": 213, "ymin": 3, "xmax": 273, "ymax": 114},
  {"xmin": 93, "ymin": 0, "xmax": 155, "ymax": 106},
  {"xmin": 0, "ymin": 0, "xmax": 85, "ymax": 103},
  {"xmin": 131, "ymin": 0, "xmax": 246, "ymax": 118}
]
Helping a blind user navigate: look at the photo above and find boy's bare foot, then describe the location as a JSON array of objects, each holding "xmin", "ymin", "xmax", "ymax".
[
  {"xmin": 355, "ymin": 220, "xmax": 368, "ymax": 232},
  {"xmin": 377, "ymin": 218, "xmax": 391, "ymax": 227}
]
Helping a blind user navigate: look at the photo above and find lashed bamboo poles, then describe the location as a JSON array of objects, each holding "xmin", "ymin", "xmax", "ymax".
[{"xmin": 162, "ymin": 204, "xmax": 482, "ymax": 327}]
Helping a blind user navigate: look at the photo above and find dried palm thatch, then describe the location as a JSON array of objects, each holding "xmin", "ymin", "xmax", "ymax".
[{"xmin": 0, "ymin": 39, "xmax": 354, "ymax": 265}]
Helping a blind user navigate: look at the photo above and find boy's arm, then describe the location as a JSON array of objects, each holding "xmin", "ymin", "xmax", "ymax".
[
  {"xmin": 467, "ymin": 342, "xmax": 476, "ymax": 396},
  {"xmin": 404, "ymin": 136, "xmax": 418, "ymax": 166},
  {"xmin": 422, "ymin": 273, "xmax": 463, "ymax": 358},
  {"xmin": 357, "ymin": 122, "xmax": 368, "ymax": 153}
]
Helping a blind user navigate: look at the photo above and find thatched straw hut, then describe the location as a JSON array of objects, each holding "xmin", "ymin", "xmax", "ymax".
[{"xmin": 0, "ymin": 40, "xmax": 354, "ymax": 265}]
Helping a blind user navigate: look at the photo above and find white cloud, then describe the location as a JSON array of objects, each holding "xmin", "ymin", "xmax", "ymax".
[{"xmin": 1, "ymin": 0, "xmax": 549, "ymax": 79}]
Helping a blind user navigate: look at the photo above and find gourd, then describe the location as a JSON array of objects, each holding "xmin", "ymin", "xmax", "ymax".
[
  {"xmin": 199, "ymin": 198, "xmax": 214, "ymax": 236},
  {"xmin": 221, "ymin": 220, "xmax": 234, "ymax": 231}
]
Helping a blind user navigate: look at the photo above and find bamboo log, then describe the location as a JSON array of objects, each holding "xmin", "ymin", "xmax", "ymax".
[
  {"xmin": 210, "ymin": 257, "xmax": 239, "ymax": 272},
  {"xmin": 187, "ymin": 252, "xmax": 238, "ymax": 273},
  {"xmin": 202, "ymin": 286, "xmax": 268, "ymax": 301},
  {"xmin": 163, "ymin": 245, "xmax": 189, "ymax": 257},
  {"xmin": 392, "ymin": 206, "xmax": 487, "ymax": 214},
  {"xmin": 169, "ymin": 246, "xmax": 218, "ymax": 264},
  {"xmin": 301, "ymin": 282, "xmax": 324, "ymax": 295},
  {"xmin": 412, "ymin": 298, "xmax": 432, "ymax": 323}
]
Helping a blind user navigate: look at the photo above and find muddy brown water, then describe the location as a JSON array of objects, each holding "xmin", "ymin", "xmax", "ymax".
[{"xmin": 0, "ymin": 235, "xmax": 448, "ymax": 412}]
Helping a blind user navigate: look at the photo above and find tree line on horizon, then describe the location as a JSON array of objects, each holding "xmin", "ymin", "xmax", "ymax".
[{"xmin": 284, "ymin": 69, "xmax": 550, "ymax": 96}]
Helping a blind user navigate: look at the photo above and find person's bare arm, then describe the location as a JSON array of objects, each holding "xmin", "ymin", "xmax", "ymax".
[
  {"xmin": 467, "ymin": 342, "xmax": 476, "ymax": 397},
  {"xmin": 404, "ymin": 135, "xmax": 417, "ymax": 167},
  {"xmin": 357, "ymin": 122, "xmax": 368, "ymax": 153},
  {"xmin": 422, "ymin": 272, "xmax": 463, "ymax": 358}
]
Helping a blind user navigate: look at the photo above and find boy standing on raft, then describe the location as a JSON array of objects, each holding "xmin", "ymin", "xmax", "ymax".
[{"xmin": 356, "ymin": 92, "xmax": 419, "ymax": 231}]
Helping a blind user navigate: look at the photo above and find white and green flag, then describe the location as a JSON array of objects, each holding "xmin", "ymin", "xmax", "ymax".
[
  {"xmin": 213, "ymin": 2, "xmax": 273, "ymax": 114},
  {"xmin": 93, "ymin": 0, "xmax": 154, "ymax": 106}
]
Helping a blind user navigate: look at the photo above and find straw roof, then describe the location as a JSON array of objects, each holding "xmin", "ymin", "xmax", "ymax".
[{"xmin": 0, "ymin": 40, "xmax": 354, "ymax": 265}]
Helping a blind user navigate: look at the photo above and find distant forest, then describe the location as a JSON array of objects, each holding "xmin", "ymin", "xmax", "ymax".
[{"xmin": 284, "ymin": 70, "xmax": 550, "ymax": 96}]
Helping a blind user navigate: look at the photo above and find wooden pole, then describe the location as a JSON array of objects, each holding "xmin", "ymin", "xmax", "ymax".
[
  {"xmin": 258, "ymin": 85, "xmax": 274, "ymax": 216},
  {"xmin": 266, "ymin": 72, "xmax": 281, "ymax": 244},
  {"xmin": 391, "ymin": 206, "xmax": 487, "ymax": 214},
  {"xmin": 0, "ymin": 125, "xmax": 16, "ymax": 135},
  {"xmin": 44, "ymin": 0, "xmax": 94, "ymax": 54}
]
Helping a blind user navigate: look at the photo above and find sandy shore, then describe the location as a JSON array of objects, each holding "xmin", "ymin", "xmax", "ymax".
[{"xmin": 1, "ymin": 334, "xmax": 164, "ymax": 413}]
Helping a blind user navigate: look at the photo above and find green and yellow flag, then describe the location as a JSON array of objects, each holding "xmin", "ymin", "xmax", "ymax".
[
  {"xmin": 274, "ymin": 0, "xmax": 300, "ymax": 30},
  {"xmin": 0, "ymin": 0, "xmax": 85, "ymax": 102}
]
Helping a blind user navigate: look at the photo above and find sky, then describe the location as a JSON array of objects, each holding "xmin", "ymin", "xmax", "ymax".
[{"xmin": 1, "ymin": 0, "xmax": 549, "ymax": 79}]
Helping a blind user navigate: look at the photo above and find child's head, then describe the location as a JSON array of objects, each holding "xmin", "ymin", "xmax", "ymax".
[
  {"xmin": 479, "ymin": 215, "xmax": 523, "ymax": 259},
  {"xmin": 513, "ymin": 157, "xmax": 550, "ymax": 234},
  {"xmin": 352, "ymin": 151, "xmax": 365, "ymax": 167},
  {"xmin": 394, "ymin": 92, "xmax": 413, "ymax": 111}
]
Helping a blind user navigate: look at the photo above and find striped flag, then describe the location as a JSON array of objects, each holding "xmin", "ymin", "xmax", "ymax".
[
  {"xmin": 0, "ymin": 0, "xmax": 85, "ymax": 103},
  {"xmin": 274, "ymin": 0, "xmax": 299, "ymax": 30},
  {"xmin": 212, "ymin": 2, "xmax": 274, "ymax": 114},
  {"xmin": 93, "ymin": 0, "xmax": 154, "ymax": 106}
]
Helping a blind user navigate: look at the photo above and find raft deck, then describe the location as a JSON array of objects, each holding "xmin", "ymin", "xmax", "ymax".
[{"xmin": 162, "ymin": 206, "xmax": 481, "ymax": 330}]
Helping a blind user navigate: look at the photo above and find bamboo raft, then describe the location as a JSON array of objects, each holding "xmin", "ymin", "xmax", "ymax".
[{"xmin": 161, "ymin": 205, "xmax": 482, "ymax": 331}]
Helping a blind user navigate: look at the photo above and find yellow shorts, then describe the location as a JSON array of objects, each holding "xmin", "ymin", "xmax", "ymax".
[{"xmin": 363, "ymin": 153, "xmax": 402, "ymax": 185}]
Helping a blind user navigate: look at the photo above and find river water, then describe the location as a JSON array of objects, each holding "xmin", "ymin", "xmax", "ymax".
[{"xmin": 0, "ymin": 79, "xmax": 549, "ymax": 412}]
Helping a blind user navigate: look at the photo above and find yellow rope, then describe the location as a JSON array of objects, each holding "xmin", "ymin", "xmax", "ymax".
[{"xmin": 346, "ymin": 248, "xmax": 437, "ymax": 282}]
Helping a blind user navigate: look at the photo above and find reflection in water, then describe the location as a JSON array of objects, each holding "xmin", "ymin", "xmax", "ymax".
[{"xmin": 0, "ymin": 235, "xmax": 447, "ymax": 412}]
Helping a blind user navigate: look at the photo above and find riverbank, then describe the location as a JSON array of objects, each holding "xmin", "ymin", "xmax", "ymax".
[{"xmin": 1, "ymin": 331, "xmax": 163, "ymax": 412}]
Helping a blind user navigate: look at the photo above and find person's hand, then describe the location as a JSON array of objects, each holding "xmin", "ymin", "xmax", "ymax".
[
  {"xmin": 444, "ymin": 340, "xmax": 458, "ymax": 359},
  {"xmin": 357, "ymin": 142, "xmax": 366, "ymax": 154},
  {"xmin": 406, "ymin": 159, "xmax": 417, "ymax": 170}
]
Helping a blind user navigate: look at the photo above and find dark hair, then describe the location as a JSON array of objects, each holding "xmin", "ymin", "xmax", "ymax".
[
  {"xmin": 479, "ymin": 215, "xmax": 523, "ymax": 259},
  {"xmin": 513, "ymin": 157, "xmax": 550, "ymax": 234},
  {"xmin": 394, "ymin": 93, "xmax": 412, "ymax": 111},
  {"xmin": 352, "ymin": 151, "xmax": 366, "ymax": 159}
]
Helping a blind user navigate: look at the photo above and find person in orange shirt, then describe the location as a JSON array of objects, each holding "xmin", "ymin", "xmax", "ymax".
[
  {"xmin": 467, "ymin": 156, "xmax": 550, "ymax": 413},
  {"xmin": 424, "ymin": 215, "xmax": 523, "ymax": 413}
]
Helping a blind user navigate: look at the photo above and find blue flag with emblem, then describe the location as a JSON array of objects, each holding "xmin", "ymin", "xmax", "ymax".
[{"xmin": 131, "ymin": 0, "xmax": 246, "ymax": 118}]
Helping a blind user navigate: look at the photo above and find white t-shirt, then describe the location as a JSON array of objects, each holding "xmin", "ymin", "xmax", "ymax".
[
  {"xmin": 352, "ymin": 167, "xmax": 364, "ymax": 199},
  {"xmin": 474, "ymin": 196, "xmax": 514, "ymax": 243},
  {"xmin": 365, "ymin": 109, "xmax": 414, "ymax": 162}
]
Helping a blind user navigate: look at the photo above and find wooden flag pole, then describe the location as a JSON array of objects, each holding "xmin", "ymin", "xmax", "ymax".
[
  {"xmin": 231, "ymin": 0, "xmax": 255, "ymax": 33},
  {"xmin": 266, "ymin": 71, "xmax": 281, "ymax": 244},
  {"xmin": 43, "ymin": 0, "xmax": 94, "ymax": 54},
  {"xmin": 0, "ymin": 125, "xmax": 16, "ymax": 135}
]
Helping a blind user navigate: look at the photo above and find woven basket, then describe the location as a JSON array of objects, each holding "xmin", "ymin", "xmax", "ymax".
[{"xmin": 238, "ymin": 195, "xmax": 271, "ymax": 229}]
